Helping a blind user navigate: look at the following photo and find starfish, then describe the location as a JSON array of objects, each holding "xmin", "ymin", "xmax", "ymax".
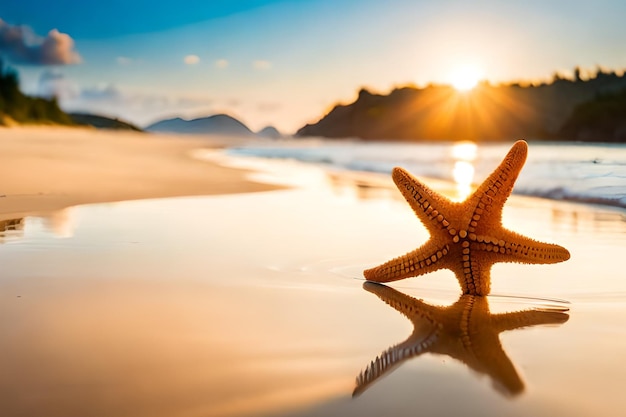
[
  {"xmin": 364, "ymin": 140, "xmax": 570, "ymax": 295},
  {"xmin": 353, "ymin": 282, "xmax": 569, "ymax": 397}
]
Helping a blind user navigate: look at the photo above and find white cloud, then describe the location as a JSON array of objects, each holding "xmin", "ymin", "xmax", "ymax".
[
  {"xmin": 67, "ymin": 87, "xmax": 213, "ymax": 126},
  {"xmin": 257, "ymin": 101, "xmax": 281, "ymax": 112},
  {"xmin": 37, "ymin": 70, "xmax": 77, "ymax": 98},
  {"xmin": 116, "ymin": 56, "xmax": 132, "ymax": 65},
  {"xmin": 35, "ymin": 71, "xmax": 217, "ymax": 126},
  {"xmin": 79, "ymin": 84, "xmax": 124, "ymax": 101},
  {"xmin": 253, "ymin": 60, "xmax": 272, "ymax": 70},
  {"xmin": 184, "ymin": 54, "xmax": 200, "ymax": 65},
  {"xmin": 215, "ymin": 59, "xmax": 229, "ymax": 69}
]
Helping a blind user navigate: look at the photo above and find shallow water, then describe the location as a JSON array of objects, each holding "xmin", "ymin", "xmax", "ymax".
[
  {"xmin": 1, "ymin": 159, "xmax": 625, "ymax": 417},
  {"xmin": 227, "ymin": 139, "xmax": 626, "ymax": 208}
]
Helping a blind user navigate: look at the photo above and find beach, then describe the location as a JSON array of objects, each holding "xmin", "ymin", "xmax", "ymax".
[
  {"xmin": 1, "ymin": 127, "xmax": 625, "ymax": 417},
  {"xmin": 0, "ymin": 126, "xmax": 281, "ymax": 222}
]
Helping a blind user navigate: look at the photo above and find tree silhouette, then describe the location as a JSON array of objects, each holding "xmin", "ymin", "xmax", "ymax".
[{"xmin": 0, "ymin": 58, "xmax": 73, "ymax": 125}]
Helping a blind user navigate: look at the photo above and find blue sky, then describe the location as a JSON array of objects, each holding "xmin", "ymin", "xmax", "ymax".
[{"xmin": 2, "ymin": 0, "xmax": 626, "ymax": 132}]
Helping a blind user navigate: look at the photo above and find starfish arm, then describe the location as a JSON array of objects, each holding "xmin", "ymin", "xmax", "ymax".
[
  {"xmin": 392, "ymin": 167, "xmax": 459, "ymax": 235},
  {"xmin": 491, "ymin": 308, "xmax": 569, "ymax": 333},
  {"xmin": 364, "ymin": 241, "xmax": 451, "ymax": 283},
  {"xmin": 487, "ymin": 230, "xmax": 570, "ymax": 265},
  {"xmin": 466, "ymin": 140, "xmax": 528, "ymax": 234}
]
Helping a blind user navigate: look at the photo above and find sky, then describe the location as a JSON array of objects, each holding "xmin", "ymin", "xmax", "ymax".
[{"xmin": 1, "ymin": 0, "xmax": 626, "ymax": 133}]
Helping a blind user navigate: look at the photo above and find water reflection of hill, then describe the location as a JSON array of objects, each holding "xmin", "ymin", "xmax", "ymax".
[{"xmin": 298, "ymin": 68, "xmax": 626, "ymax": 142}]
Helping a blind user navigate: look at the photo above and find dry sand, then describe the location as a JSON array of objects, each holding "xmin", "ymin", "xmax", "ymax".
[{"xmin": 0, "ymin": 126, "xmax": 280, "ymax": 220}]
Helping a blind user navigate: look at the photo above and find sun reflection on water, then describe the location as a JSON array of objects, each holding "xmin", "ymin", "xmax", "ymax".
[{"xmin": 451, "ymin": 142, "xmax": 477, "ymax": 200}]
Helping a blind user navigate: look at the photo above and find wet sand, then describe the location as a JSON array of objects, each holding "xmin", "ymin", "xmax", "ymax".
[{"xmin": 1, "ymin": 128, "xmax": 625, "ymax": 417}]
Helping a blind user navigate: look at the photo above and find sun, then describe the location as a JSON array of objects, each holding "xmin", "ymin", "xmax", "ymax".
[{"xmin": 449, "ymin": 66, "xmax": 482, "ymax": 92}]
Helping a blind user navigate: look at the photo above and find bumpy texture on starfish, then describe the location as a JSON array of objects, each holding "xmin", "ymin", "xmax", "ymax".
[
  {"xmin": 364, "ymin": 140, "xmax": 570, "ymax": 295},
  {"xmin": 353, "ymin": 282, "xmax": 569, "ymax": 397}
]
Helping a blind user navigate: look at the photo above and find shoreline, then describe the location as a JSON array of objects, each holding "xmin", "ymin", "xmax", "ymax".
[{"xmin": 2, "ymin": 127, "xmax": 624, "ymax": 219}]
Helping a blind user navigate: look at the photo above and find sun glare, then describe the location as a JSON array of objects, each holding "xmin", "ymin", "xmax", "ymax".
[
  {"xmin": 449, "ymin": 66, "xmax": 482, "ymax": 92},
  {"xmin": 451, "ymin": 142, "xmax": 477, "ymax": 200}
]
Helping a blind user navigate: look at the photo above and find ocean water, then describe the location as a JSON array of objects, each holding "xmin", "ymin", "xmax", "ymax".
[{"xmin": 228, "ymin": 139, "xmax": 626, "ymax": 209}]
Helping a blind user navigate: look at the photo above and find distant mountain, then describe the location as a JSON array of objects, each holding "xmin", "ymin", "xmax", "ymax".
[
  {"xmin": 297, "ymin": 68, "xmax": 626, "ymax": 142},
  {"xmin": 256, "ymin": 125, "xmax": 283, "ymax": 139},
  {"xmin": 69, "ymin": 113, "xmax": 142, "ymax": 131},
  {"xmin": 145, "ymin": 114, "xmax": 254, "ymax": 136}
]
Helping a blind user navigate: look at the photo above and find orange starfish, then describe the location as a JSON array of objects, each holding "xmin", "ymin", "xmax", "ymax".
[
  {"xmin": 364, "ymin": 140, "xmax": 570, "ymax": 295},
  {"xmin": 353, "ymin": 282, "xmax": 569, "ymax": 397}
]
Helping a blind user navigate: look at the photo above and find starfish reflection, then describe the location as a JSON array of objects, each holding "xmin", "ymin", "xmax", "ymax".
[{"xmin": 354, "ymin": 282, "xmax": 569, "ymax": 397}]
